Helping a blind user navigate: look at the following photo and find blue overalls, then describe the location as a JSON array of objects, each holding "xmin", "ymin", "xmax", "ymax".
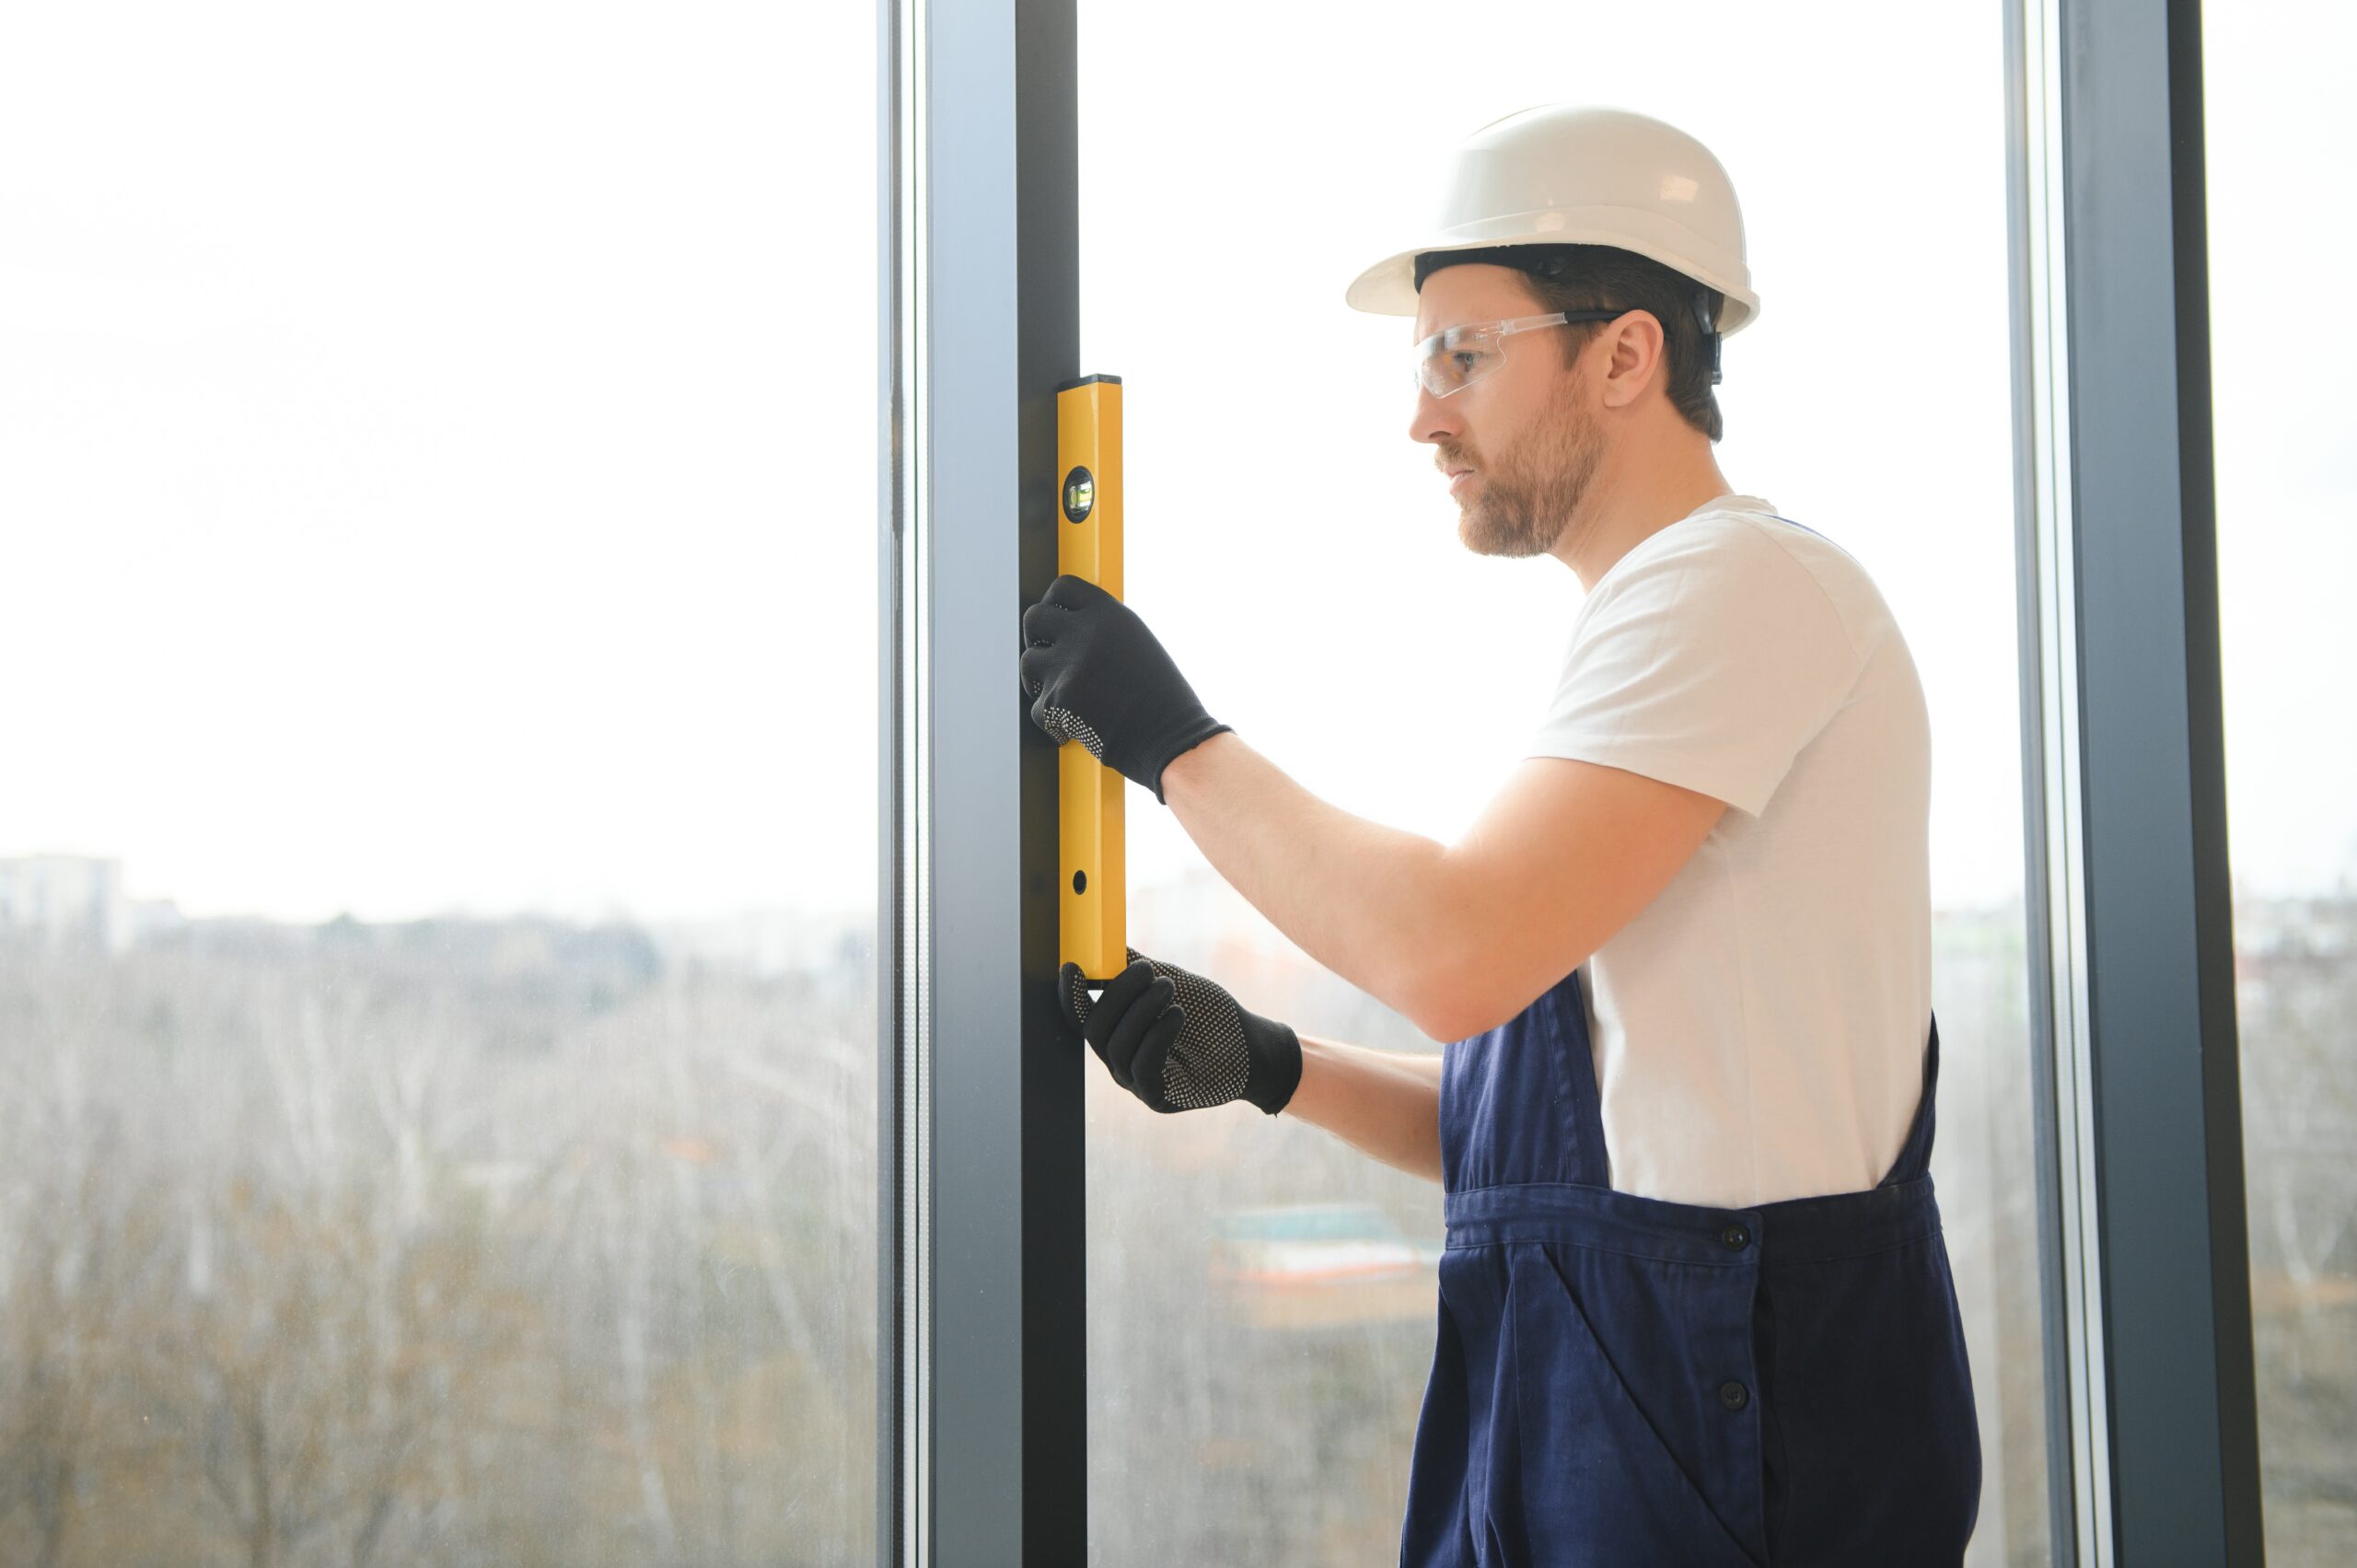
[{"xmin": 1397, "ymin": 964, "xmax": 1982, "ymax": 1566}]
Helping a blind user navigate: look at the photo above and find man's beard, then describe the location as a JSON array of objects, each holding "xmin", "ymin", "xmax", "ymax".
[{"xmin": 1457, "ymin": 377, "xmax": 1602, "ymax": 560}]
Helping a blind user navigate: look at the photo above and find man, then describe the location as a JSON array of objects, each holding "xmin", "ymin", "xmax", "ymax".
[{"xmin": 1018, "ymin": 104, "xmax": 1981, "ymax": 1565}]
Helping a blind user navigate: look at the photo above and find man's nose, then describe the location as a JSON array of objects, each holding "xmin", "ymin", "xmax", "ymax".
[{"xmin": 1408, "ymin": 380, "xmax": 1459, "ymax": 447}]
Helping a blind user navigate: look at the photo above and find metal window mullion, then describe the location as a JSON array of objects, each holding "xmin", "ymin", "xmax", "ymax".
[
  {"xmin": 904, "ymin": 0, "xmax": 1086, "ymax": 1563},
  {"xmin": 2043, "ymin": 0, "xmax": 2267, "ymax": 1561},
  {"xmin": 2007, "ymin": 0, "xmax": 2107, "ymax": 1556},
  {"xmin": 877, "ymin": 0, "xmax": 923, "ymax": 1556}
]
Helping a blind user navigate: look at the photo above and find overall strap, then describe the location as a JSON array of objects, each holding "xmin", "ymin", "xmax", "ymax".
[
  {"xmin": 1544, "ymin": 968, "xmax": 1615, "ymax": 1188},
  {"xmin": 1876, "ymin": 1012, "xmax": 1942, "ymax": 1187}
]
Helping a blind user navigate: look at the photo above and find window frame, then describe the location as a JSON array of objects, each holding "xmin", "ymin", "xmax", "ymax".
[
  {"xmin": 879, "ymin": 0, "xmax": 1087, "ymax": 1562},
  {"xmin": 882, "ymin": 0, "xmax": 2268, "ymax": 1561},
  {"xmin": 2006, "ymin": 0, "xmax": 2267, "ymax": 1561}
]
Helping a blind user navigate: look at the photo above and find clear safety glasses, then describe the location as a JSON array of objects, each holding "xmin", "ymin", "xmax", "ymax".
[{"xmin": 1411, "ymin": 308, "xmax": 1633, "ymax": 398}]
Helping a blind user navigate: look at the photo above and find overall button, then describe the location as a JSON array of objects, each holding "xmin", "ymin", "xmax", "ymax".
[
  {"xmin": 1719, "ymin": 1223, "xmax": 1751, "ymax": 1250},
  {"xmin": 1719, "ymin": 1380, "xmax": 1750, "ymax": 1412}
]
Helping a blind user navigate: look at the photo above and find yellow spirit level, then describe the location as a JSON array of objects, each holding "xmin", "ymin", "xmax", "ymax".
[{"xmin": 1053, "ymin": 373, "xmax": 1125, "ymax": 981}]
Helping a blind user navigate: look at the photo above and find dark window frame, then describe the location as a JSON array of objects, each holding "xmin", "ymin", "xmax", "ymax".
[
  {"xmin": 878, "ymin": 0, "xmax": 1086, "ymax": 1562},
  {"xmin": 2004, "ymin": 0, "xmax": 2266, "ymax": 1561},
  {"xmin": 881, "ymin": 0, "xmax": 2267, "ymax": 1560}
]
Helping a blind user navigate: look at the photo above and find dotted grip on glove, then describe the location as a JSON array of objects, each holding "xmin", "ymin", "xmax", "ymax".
[{"xmin": 1064, "ymin": 946, "xmax": 1299, "ymax": 1114}]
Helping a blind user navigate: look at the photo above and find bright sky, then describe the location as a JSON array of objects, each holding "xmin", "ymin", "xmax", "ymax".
[{"xmin": 0, "ymin": 1, "xmax": 2347, "ymax": 927}]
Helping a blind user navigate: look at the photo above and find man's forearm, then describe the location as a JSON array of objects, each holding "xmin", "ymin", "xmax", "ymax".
[
  {"xmin": 1160, "ymin": 730, "xmax": 1459, "ymax": 1038},
  {"xmin": 1284, "ymin": 1033, "xmax": 1445, "ymax": 1184}
]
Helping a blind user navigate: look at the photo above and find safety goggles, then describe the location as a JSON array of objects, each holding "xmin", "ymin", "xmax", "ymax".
[{"xmin": 1411, "ymin": 308, "xmax": 1633, "ymax": 398}]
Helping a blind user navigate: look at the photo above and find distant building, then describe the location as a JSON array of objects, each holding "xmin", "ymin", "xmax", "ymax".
[
  {"xmin": 0, "ymin": 854, "xmax": 129, "ymax": 952},
  {"xmin": 0, "ymin": 854, "xmax": 182, "ymax": 953}
]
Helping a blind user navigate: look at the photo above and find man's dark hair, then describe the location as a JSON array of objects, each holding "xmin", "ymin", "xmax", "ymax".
[{"xmin": 1417, "ymin": 243, "xmax": 1726, "ymax": 443}]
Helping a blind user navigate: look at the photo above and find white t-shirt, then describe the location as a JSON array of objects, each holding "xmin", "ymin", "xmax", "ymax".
[{"xmin": 1524, "ymin": 494, "xmax": 1933, "ymax": 1209}]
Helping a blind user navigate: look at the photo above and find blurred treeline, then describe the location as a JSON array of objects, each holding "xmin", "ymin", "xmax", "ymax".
[
  {"xmin": 0, "ymin": 896, "xmax": 2345, "ymax": 1566},
  {"xmin": 1079, "ymin": 903, "xmax": 2059, "ymax": 1565},
  {"xmin": 0, "ymin": 916, "xmax": 876, "ymax": 1568}
]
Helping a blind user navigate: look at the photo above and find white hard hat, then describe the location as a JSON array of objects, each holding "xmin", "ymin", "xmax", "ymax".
[{"xmin": 1345, "ymin": 104, "xmax": 1759, "ymax": 335}]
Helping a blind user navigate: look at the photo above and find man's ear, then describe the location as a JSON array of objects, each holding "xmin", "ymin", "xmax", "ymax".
[{"xmin": 1596, "ymin": 310, "xmax": 1667, "ymax": 410}]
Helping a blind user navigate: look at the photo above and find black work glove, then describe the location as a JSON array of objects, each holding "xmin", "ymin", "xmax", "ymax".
[
  {"xmin": 1058, "ymin": 947, "xmax": 1303, "ymax": 1116},
  {"xmin": 1018, "ymin": 575, "xmax": 1232, "ymax": 804}
]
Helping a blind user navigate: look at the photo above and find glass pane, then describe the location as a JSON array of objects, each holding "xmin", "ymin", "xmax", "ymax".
[
  {"xmin": 1075, "ymin": 6, "xmax": 2049, "ymax": 1562},
  {"xmin": 0, "ymin": 6, "xmax": 877, "ymax": 1563},
  {"xmin": 2206, "ymin": 7, "xmax": 2357, "ymax": 1563}
]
